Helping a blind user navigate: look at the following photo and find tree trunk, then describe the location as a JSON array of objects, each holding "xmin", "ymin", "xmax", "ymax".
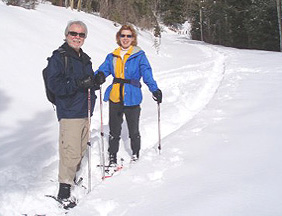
[
  {"xmin": 100, "ymin": 0, "xmax": 109, "ymax": 18},
  {"xmin": 200, "ymin": 5, "xmax": 203, "ymax": 41},
  {"xmin": 65, "ymin": 0, "xmax": 68, "ymax": 8},
  {"xmin": 277, "ymin": 0, "xmax": 282, "ymax": 51},
  {"xmin": 70, "ymin": 0, "xmax": 74, "ymax": 10},
  {"xmin": 77, "ymin": 0, "xmax": 82, "ymax": 11}
]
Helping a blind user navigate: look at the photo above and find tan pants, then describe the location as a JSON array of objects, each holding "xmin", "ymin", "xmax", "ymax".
[{"xmin": 58, "ymin": 118, "xmax": 89, "ymax": 185}]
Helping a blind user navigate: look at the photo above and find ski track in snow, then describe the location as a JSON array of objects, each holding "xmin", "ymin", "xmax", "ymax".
[
  {"xmin": 5, "ymin": 3, "xmax": 280, "ymax": 216},
  {"xmin": 60, "ymin": 38, "xmax": 228, "ymax": 216},
  {"xmin": 0, "ymin": 37, "xmax": 226, "ymax": 216},
  {"xmin": 142, "ymin": 36, "xmax": 226, "ymax": 147},
  {"xmin": 0, "ymin": 31, "xmax": 228, "ymax": 215}
]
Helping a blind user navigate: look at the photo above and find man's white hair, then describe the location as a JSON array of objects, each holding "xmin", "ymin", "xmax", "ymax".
[{"xmin": 65, "ymin": 20, "xmax": 88, "ymax": 38}]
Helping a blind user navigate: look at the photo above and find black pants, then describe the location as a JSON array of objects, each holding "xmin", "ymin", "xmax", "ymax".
[{"xmin": 108, "ymin": 101, "xmax": 141, "ymax": 156}]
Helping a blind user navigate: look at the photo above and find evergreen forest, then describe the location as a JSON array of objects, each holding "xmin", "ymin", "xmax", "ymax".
[{"xmin": 4, "ymin": 0, "xmax": 282, "ymax": 51}]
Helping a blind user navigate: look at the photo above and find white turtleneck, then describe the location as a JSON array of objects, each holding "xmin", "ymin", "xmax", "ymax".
[{"xmin": 120, "ymin": 47, "xmax": 130, "ymax": 60}]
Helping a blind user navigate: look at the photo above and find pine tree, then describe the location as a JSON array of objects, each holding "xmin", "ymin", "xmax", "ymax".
[{"xmin": 244, "ymin": 0, "xmax": 279, "ymax": 51}]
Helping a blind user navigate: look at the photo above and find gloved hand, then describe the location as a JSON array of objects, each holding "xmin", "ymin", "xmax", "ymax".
[
  {"xmin": 94, "ymin": 71, "xmax": 106, "ymax": 85},
  {"xmin": 77, "ymin": 75, "xmax": 96, "ymax": 89},
  {"xmin": 152, "ymin": 89, "xmax": 162, "ymax": 104}
]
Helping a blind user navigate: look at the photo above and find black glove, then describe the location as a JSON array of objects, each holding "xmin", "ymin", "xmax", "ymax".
[
  {"xmin": 77, "ymin": 75, "xmax": 96, "ymax": 89},
  {"xmin": 94, "ymin": 71, "xmax": 106, "ymax": 85},
  {"xmin": 152, "ymin": 89, "xmax": 162, "ymax": 104}
]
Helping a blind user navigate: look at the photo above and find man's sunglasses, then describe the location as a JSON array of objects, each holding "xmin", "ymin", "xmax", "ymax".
[
  {"xmin": 68, "ymin": 31, "xmax": 86, "ymax": 38},
  {"xmin": 120, "ymin": 34, "xmax": 133, "ymax": 38}
]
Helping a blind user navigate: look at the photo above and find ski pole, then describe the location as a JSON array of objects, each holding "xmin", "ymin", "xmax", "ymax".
[
  {"xmin": 87, "ymin": 88, "xmax": 92, "ymax": 193},
  {"xmin": 157, "ymin": 102, "xmax": 161, "ymax": 154},
  {"xmin": 99, "ymin": 87, "xmax": 106, "ymax": 180}
]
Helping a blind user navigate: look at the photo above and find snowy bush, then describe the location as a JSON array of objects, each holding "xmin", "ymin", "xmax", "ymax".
[{"xmin": 5, "ymin": 0, "xmax": 37, "ymax": 9}]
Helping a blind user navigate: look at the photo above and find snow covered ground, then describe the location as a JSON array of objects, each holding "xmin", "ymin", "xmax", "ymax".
[{"xmin": 0, "ymin": 2, "xmax": 282, "ymax": 216}]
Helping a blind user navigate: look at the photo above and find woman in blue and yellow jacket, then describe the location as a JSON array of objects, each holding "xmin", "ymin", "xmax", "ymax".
[{"xmin": 95, "ymin": 24, "xmax": 162, "ymax": 164}]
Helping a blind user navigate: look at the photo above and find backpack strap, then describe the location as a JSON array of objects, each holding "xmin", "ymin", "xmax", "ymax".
[{"xmin": 57, "ymin": 47, "xmax": 68, "ymax": 75}]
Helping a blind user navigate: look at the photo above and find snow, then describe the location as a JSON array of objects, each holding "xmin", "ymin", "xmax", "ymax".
[{"xmin": 1, "ymin": 2, "xmax": 282, "ymax": 216}]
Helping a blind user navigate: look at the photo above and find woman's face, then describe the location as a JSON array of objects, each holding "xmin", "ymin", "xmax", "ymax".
[{"xmin": 119, "ymin": 30, "xmax": 134, "ymax": 49}]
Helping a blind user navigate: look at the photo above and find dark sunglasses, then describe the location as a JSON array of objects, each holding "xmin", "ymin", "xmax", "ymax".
[
  {"xmin": 120, "ymin": 34, "xmax": 133, "ymax": 38},
  {"xmin": 68, "ymin": 31, "xmax": 86, "ymax": 38}
]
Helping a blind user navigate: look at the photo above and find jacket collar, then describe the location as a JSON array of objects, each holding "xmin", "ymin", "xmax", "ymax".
[
  {"xmin": 60, "ymin": 42, "xmax": 91, "ymax": 63},
  {"xmin": 112, "ymin": 46, "xmax": 143, "ymax": 58}
]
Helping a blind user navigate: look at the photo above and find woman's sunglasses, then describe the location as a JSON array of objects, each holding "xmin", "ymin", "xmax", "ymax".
[{"xmin": 120, "ymin": 34, "xmax": 133, "ymax": 38}]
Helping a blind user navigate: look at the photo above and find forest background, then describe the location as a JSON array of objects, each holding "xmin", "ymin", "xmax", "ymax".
[{"xmin": 4, "ymin": 0, "xmax": 282, "ymax": 52}]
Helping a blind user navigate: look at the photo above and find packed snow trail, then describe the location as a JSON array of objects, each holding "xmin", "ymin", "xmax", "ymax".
[
  {"xmin": 0, "ymin": 3, "xmax": 225, "ymax": 215},
  {"xmin": 67, "ymin": 37, "xmax": 227, "ymax": 216},
  {"xmin": 140, "ymin": 35, "xmax": 226, "ymax": 149},
  {"xmin": 70, "ymin": 45, "xmax": 282, "ymax": 216}
]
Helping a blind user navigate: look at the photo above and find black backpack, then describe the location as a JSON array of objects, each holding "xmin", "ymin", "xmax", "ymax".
[{"xmin": 43, "ymin": 48, "xmax": 68, "ymax": 105}]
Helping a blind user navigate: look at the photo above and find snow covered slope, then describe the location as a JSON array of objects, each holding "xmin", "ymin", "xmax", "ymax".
[{"xmin": 0, "ymin": 2, "xmax": 282, "ymax": 216}]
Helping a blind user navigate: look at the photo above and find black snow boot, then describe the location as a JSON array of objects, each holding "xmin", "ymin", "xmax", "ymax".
[
  {"xmin": 131, "ymin": 152, "xmax": 139, "ymax": 162},
  {"xmin": 57, "ymin": 183, "xmax": 71, "ymax": 200},
  {"xmin": 57, "ymin": 183, "xmax": 77, "ymax": 209},
  {"xmin": 109, "ymin": 153, "xmax": 117, "ymax": 165}
]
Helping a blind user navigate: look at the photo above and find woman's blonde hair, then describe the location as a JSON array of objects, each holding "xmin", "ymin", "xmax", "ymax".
[{"xmin": 116, "ymin": 24, "xmax": 137, "ymax": 46}]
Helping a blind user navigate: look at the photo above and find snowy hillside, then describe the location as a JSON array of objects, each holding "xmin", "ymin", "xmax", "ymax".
[{"xmin": 0, "ymin": 2, "xmax": 282, "ymax": 216}]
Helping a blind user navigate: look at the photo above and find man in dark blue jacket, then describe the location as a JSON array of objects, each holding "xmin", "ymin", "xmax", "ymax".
[{"xmin": 45, "ymin": 20, "xmax": 105, "ymax": 207}]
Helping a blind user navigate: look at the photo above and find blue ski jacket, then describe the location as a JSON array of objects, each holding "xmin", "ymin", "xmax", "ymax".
[
  {"xmin": 95, "ymin": 46, "xmax": 158, "ymax": 106},
  {"xmin": 46, "ymin": 43, "xmax": 96, "ymax": 121}
]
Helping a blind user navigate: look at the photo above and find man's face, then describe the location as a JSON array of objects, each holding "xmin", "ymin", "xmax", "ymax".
[{"xmin": 66, "ymin": 24, "xmax": 86, "ymax": 52}]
